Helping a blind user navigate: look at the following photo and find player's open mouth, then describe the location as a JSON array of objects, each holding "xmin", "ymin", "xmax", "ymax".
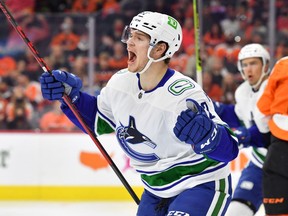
[{"xmin": 128, "ymin": 51, "xmax": 136, "ymax": 64}]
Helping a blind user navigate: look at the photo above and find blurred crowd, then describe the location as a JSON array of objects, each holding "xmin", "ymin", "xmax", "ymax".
[{"xmin": 0, "ymin": 0, "xmax": 288, "ymax": 131}]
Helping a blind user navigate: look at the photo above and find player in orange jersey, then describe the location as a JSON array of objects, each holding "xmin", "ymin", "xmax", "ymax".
[{"xmin": 255, "ymin": 56, "xmax": 288, "ymax": 215}]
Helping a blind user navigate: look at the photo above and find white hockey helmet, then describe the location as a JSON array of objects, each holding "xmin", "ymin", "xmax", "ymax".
[
  {"xmin": 237, "ymin": 43, "xmax": 270, "ymax": 88},
  {"xmin": 121, "ymin": 11, "xmax": 182, "ymax": 73}
]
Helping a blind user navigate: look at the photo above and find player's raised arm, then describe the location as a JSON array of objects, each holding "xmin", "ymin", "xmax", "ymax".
[
  {"xmin": 40, "ymin": 70, "xmax": 97, "ymax": 133},
  {"xmin": 174, "ymin": 99, "xmax": 239, "ymax": 162}
]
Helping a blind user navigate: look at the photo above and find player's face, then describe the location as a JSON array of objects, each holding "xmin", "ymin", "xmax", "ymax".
[
  {"xmin": 241, "ymin": 57, "xmax": 263, "ymax": 86},
  {"xmin": 126, "ymin": 29, "xmax": 150, "ymax": 73}
]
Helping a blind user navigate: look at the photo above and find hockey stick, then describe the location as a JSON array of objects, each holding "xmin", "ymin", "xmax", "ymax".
[
  {"xmin": 0, "ymin": 1, "xmax": 140, "ymax": 205},
  {"xmin": 193, "ymin": 0, "xmax": 203, "ymax": 87}
]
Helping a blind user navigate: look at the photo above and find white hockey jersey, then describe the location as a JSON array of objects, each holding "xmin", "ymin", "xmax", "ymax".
[
  {"xmin": 234, "ymin": 80, "xmax": 267, "ymax": 168},
  {"xmin": 94, "ymin": 68, "xmax": 235, "ymax": 198}
]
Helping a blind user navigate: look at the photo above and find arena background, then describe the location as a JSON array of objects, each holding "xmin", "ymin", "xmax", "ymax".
[{"xmin": 0, "ymin": 0, "xmax": 285, "ymax": 215}]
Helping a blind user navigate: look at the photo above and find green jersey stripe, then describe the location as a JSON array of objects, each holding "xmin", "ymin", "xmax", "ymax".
[
  {"xmin": 252, "ymin": 147, "xmax": 266, "ymax": 162},
  {"xmin": 141, "ymin": 160, "xmax": 220, "ymax": 186},
  {"xmin": 211, "ymin": 178, "xmax": 226, "ymax": 216}
]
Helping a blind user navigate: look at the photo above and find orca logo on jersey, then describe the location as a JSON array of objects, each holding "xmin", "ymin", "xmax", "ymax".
[
  {"xmin": 168, "ymin": 79, "xmax": 195, "ymax": 95},
  {"xmin": 116, "ymin": 116, "xmax": 160, "ymax": 162}
]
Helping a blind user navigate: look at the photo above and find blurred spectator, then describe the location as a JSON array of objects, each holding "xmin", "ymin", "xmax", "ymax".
[
  {"xmin": 108, "ymin": 41, "xmax": 128, "ymax": 70},
  {"xmin": 275, "ymin": 39, "xmax": 288, "ymax": 61},
  {"xmin": 213, "ymin": 31, "xmax": 239, "ymax": 58},
  {"xmin": 71, "ymin": 0, "xmax": 101, "ymax": 13},
  {"xmin": 208, "ymin": 0, "xmax": 226, "ymax": 25},
  {"xmin": 120, "ymin": 0, "xmax": 146, "ymax": 22},
  {"xmin": 206, "ymin": 55, "xmax": 228, "ymax": 87},
  {"xmin": 95, "ymin": 51, "xmax": 115, "ymax": 90},
  {"xmin": 182, "ymin": 17, "xmax": 195, "ymax": 54},
  {"xmin": 184, "ymin": 2, "xmax": 193, "ymax": 18},
  {"xmin": 111, "ymin": 18, "xmax": 125, "ymax": 41},
  {"xmin": 220, "ymin": 5, "xmax": 240, "ymax": 36},
  {"xmin": 183, "ymin": 54, "xmax": 196, "ymax": 80},
  {"xmin": 70, "ymin": 55, "xmax": 89, "ymax": 89},
  {"xmin": 169, "ymin": 47, "xmax": 189, "ymax": 72},
  {"xmin": 170, "ymin": 0, "xmax": 190, "ymax": 24},
  {"xmin": 102, "ymin": 0, "xmax": 121, "ymax": 17},
  {"xmin": 249, "ymin": 17, "xmax": 267, "ymax": 43},
  {"xmin": 0, "ymin": 56, "xmax": 17, "ymax": 77},
  {"xmin": 203, "ymin": 22, "xmax": 225, "ymax": 49},
  {"xmin": 50, "ymin": 16, "xmax": 80, "ymax": 52},
  {"xmin": 0, "ymin": 96, "xmax": 8, "ymax": 129},
  {"xmin": 74, "ymin": 33, "xmax": 90, "ymax": 56},
  {"xmin": 45, "ymin": 45, "xmax": 71, "ymax": 70},
  {"xmin": 2, "ymin": 13, "xmax": 50, "ymax": 58},
  {"xmin": 184, "ymin": 43, "xmax": 209, "ymax": 80},
  {"xmin": 17, "ymin": 47, "xmax": 41, "ymax": 81},
  {"xmin": 276, "ymin": 7, "xmax": 288, "ymax": 39},
  {"xmin": 39, "ymin": 101, "xmax": 76, "ymax": 132},
  {"xmin": 213, "ymin": 31, "xmax": 241, "ymax": 74},
  {"xmin": 147, "ymin": 0, "xmax": 173, "ymax": 15},
  {"xmin": 100, "ymin": 17, "xmax": 125, "ymax": 41},
  {"xmin": 236, "ymin": 0, "xmax": 253, "ymax": 24},
  {"xmin": 234, "ymin": 17, "xmax": 253, "ymax": 45},
  {"xmin": 16, "ymin": 74, "xmax": 43, "ymax": 108},
  {"xmin": 223, "ymin": 48, "xmax": 241, "ymax": 75},
  {"xmin": 249, "ymin": 31, "xmax": 265, "ymax": 44},
  {"xmin": 251, "ymin": 0, "xmax": 268, "ymax": 25},
  {"xmin": 0, "ymin": 78, "xmax": 11, "ymax": 100},
  {"xmin": 202, "ymin": 71, "xmax": 223, "ymax": 101},
  {"xmin": 6, "ymin": 0, "xmax": 35, "ymax": 15},
  {"xmin": 96, "ymin": 34, "xmax": 114, "ymax": 56},
  {"xmin": 34, "ymin": 0, "xmax": 73, "ymax": 13},
  {"xmin": 6, "ymin": 86, "xmax": 34, "ymax": 130},
  {"xmin": 0, "ymin": 80, "xmax": 10, "ymax": 129},
  {"xmin": 221, "ymin": 72, "xmax": 238, "ymax": 104}
]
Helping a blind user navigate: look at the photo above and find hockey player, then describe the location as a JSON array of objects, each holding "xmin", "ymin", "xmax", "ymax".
[
  {"xmin": 40, "ymin": 11, "xmax": 239, "ymax": 215},
  {"xmin": 214, "ymin": 43, "xmax": 271, "ymax": 216},
  {"xmin": 255, "ymin": 57, "xmax": 288, "ymax": 215}
]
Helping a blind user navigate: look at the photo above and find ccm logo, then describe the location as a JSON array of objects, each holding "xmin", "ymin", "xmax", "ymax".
[{"xmin": 263, "ymin": 198, "xmax": 285, "ymax": 204}]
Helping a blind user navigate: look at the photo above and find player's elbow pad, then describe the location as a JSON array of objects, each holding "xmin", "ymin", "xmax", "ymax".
[{"xmin": 205, "ymin": 125, "xmax": 239, "ymax": 162}]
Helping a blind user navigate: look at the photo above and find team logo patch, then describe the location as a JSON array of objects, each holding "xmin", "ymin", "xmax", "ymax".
[
  {"xmin": 168, "ymin": 79, "xmax": 195, "ymax": 95},
  {"xmin": 168, "ymin": 16, "xmax": 178, "ymax": 29},
  {"xmin": 116, "ymin": 116, "xmax": 159, "ymax": 162}
]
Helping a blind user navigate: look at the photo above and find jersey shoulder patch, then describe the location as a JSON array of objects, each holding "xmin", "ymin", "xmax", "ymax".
[{"xmin": 168, "ymin": 78, "xmax": 195, "ymax": 96}]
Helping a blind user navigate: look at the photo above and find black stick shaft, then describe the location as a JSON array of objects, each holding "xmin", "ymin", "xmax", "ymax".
[{"xmin": 0, "ymin": 1, "xmax": 140, "ymax": 205}]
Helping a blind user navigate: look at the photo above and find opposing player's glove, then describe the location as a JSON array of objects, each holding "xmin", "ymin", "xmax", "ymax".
[
  {"xmin": 232, "ymin": 125, "xmax": 264, "ymax": 148},
  {"xmin": 174, "ymin": 99, "xmax": 221, "ymax": 154},
  {"xmin": 40, "ymin": 70, "xmax": 82, "ymax": 103}
]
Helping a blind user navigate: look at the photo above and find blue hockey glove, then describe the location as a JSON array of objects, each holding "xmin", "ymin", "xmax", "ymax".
[
  {"xmin": 174, "ymin": 99, "xmax": 221, "ymax": 154},
  {"xmin": 232, "ymin": 125, "xmax": 264, "ymax": 148},
  {"xmin": 40, "ymin": 70, "xmax": 82, "ymax": 103},
  {"xmin": 232, "ymin": 126, "xmax": 250, "ymax": 148}
]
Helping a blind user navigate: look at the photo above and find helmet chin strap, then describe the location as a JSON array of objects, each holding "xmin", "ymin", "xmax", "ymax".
[
  {"xmin": 137, "ymin": 58, "xmax": 153, "ymax": 74},
  {"xmin": 131, "ymin": 46, "xmax": 168, "ymax": 75},
  {"xmin": 252, "ymin": 66, "xmax": 269, "ymax": 91}
]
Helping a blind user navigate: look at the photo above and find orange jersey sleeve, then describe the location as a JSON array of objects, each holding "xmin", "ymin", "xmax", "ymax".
[{"xmin": 257, "ymin": 57, "xmax": 288, "ymax": 140}]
